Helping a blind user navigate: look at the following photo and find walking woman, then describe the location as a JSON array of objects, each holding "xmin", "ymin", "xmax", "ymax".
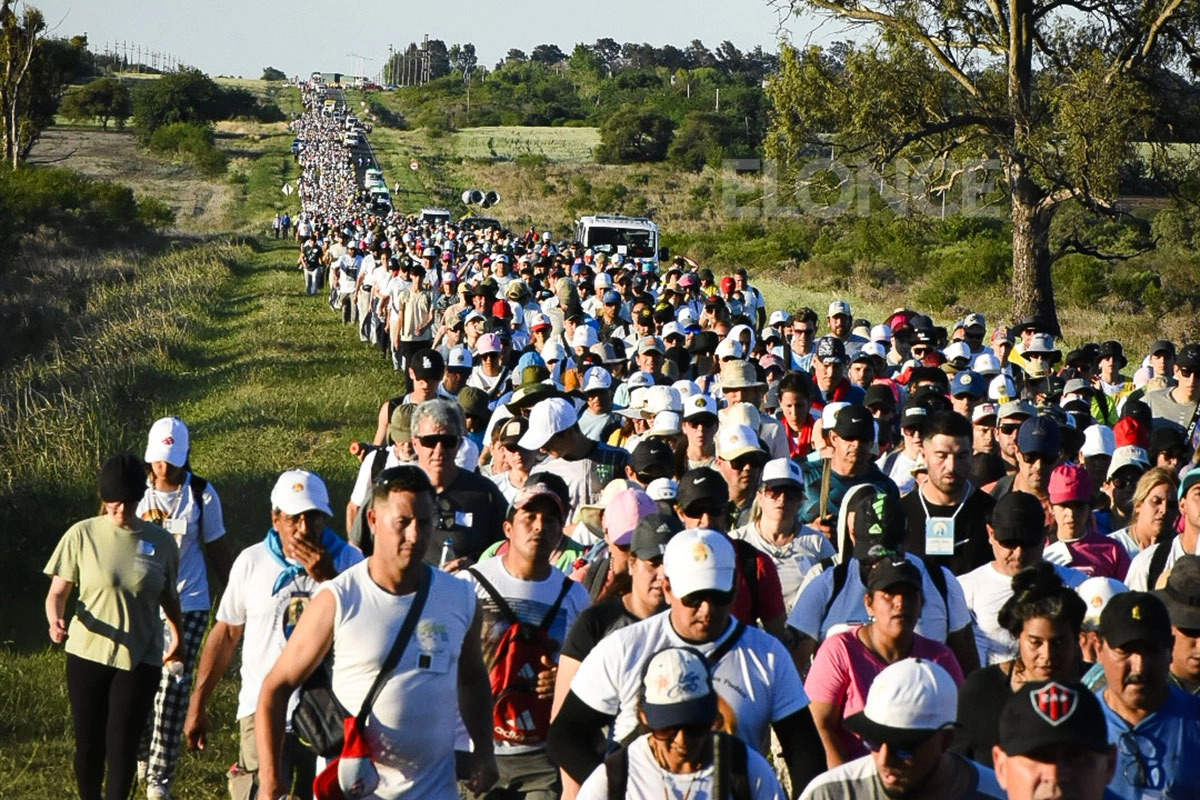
[
  {"xmin": 45, "ymin": 454, "xmax": 182, "ymax": 800},
  {"xmin": 951, "ymin": 562, "xmax": 1087, "ymax": 767}
]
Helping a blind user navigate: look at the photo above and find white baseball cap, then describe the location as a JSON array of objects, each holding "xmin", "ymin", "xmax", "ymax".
[
  {"xmin": 539, "ymin": 340, "xmax": 567, "ymax": 363},
  {"xmin": 682, "ymin": 392, "xmax": 718, "ymax": 421},
  {"xmin": 646, "ymin": 477, "xmax": 678, "ymax": 502},
  {"xmin": 672, "ymin": 379, "xmax": 701, "ymax": 400},
  {"xmin": 761, "ymin": 457, "xmax": 804, "ymax": 490},
  {"xmin": 845, "ymin": 659, "xmax": 958, "ymax": 747},
  {"xmin": 643, "ymin": 385, "xmax": 683, "ymax": 416},
  {"xmin": 828, "ymin": 300, "xmax": 851, "ymax": 318},
  {"xmin": 144, "ymin": 417, "xmax": 189, "ymax": 468},
  {"xmin": 662, "ymin": 321, "xmax": 683, "ymax": 340},
  {"xmin": 647, "ymin": 411, "xmax": 682, "ymax": 438},
  {"xmin": 988, "ymin": 374, "xmax": 1016, "ymax": 402},
  {"xmin": 716, "ymin": 337, "xmax": 745, "ymax": 361},
  {"xmin": 870, "ymin": 324, "xmax": 892, "ymax": 343},
  {"xmin": 271, "ymin": 469, "xmax": 333, "ymax": 516},
  {"xmin": 1081, "ymin": 425, "xmax": 1115, "ymax": 458},
  {"xmin": 820, "ymin": 401, "xmax": 850, "ymax": 431},
  {"xmin": 519, "ymin": 398, "xmax": 578, "ymax": 450},
  {"xmin": 581, "ymin": 366, "xmax": 612, "ymax": 393},
  {"xmin": 677, "ymin": 308, "xmax": 698, "ymax": 328},
  {"xmin": 768, "ymin": 310, "xmax": 791, "ymax": 326},
  {"xmin": 944, "ymin": 341, "xmax": 972, "ymax": 364},
  {"xmin": 664, "ymin": 528, "xmax": 736, "ymax": 598},
  {"xmin": 571, "ymin": 325, "xmax": 599, "ymax": 349},
  {"xmin": 1077, "ymin": 576, "xmax": 1128, "ymax": 629},
  {"xmin": 973, "ymin": 352, "xmax": 1002, "ymax": 377},
  {"xmin": 640, "ymin": 647, "xmax": 717, "ymax": 729},
  {"xmin": 1106, "ymin": 445, "xmax": 1150, "ymax": 481},
  {"xmin": 716, "ymin": 423, "xmax": 762, "ymax": 461},
  {"xmin": 447, "ymin": 345, "xmax": 473, "ymax": 371}
]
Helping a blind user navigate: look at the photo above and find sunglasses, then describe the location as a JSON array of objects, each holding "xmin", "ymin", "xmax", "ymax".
[
  {"xmin": 863, "ymin": 738, "xmax": 927, "ymax": 761},
  {"xmin": 650, "ymin": 722, "xmax": 712, "ymax": 741},
  {"xmin": 998, "ymin": 424, "xmax": 1022, "ymax": 435},
  {"xmin": 1180, "ymin": 367, "xmax": 1195, "ymax": 378},
  {"xmin": 730, "ymin": 455, "xmax": 764, "ymax": 471},
  {"xmin": 911, "ymin": 347, "xmax": 928, "ymax": 356},
  {"xmin": 792, "ymin": 328, "xmax": 814, "ymax": 337},
  {"xmin": 680, "ymin": 589, "xmax": 735, "ymax": 608},
  {"xmin": 416, "ymin": 434, "xmax": 461, "ymax": 450}
]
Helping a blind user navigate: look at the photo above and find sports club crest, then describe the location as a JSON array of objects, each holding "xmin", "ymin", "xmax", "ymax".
[{"xmin": 1030, "ymin": 681, "xmax": 1078, "ymax": 726}]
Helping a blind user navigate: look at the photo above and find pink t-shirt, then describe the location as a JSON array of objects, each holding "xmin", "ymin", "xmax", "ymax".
[
  {"xmin": 1044, "ymin": 530, "xmax": 1131, "ymax": 581},
  {"xmin": 803, "ymin": 627, "xmax": 964, "ymax": 760}
]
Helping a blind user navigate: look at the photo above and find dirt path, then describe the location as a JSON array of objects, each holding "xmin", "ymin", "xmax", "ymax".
[{"xmin": 27, "ymin": 128, "xmax": 236, "ymax": 233}]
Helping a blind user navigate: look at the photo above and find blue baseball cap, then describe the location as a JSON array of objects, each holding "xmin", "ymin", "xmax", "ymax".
[
  {"xmin": 602, "ymin": 289, "xmax": 621, "ymax": 305},
  {"xmin": 950, "ymin": 370, "xmax": 985, "ymax": 398},
  {"xmin": 1017, "ymin": 415, "xmax": 1061, "ymax": 457}
]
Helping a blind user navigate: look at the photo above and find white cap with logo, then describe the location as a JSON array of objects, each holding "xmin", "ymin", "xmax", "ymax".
[
  {"xmin": 664, "ymin": 528, "xmax": 736, "ymax": 598},
  {"xmin": 271, "ymin": 469, "xmax": 333, "ymax": 516},
  {"xmin": 145, "ymin": 417, "xmax": 189, "ymax": 468}
]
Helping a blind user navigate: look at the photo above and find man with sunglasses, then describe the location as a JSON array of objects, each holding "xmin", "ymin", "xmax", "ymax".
[
  {"xmin": 987, "ymin": 417, "xmax": 1059, "ymax": 535},
  {"xmin": 802, "ymin": 658, "xmax": 1003, "ymax": 800},
  {"xmin": 410, "ymin": 399, "xmax": 507, "ymax": 571},
  {"xmin": 574, "ymin": 646, "xmax": 785, "ymax": 800},
  {"xmin": 788, "ymin": 309, "xmax": 818, "ymax": 373},
  {"xmin": 548, "ymin": 528, "xmax": 824, "ymax": 798},
  {"xmin": 1142, "ymin": 343, "xmax": 1200, "ymax": 450},
  {"xmin": 1095, "ymin": 591, "xmax": 1200, "ymax": 798},
  {"xmin": 183, "ymin": 470, "xmax": 363, "ymax": 799}
]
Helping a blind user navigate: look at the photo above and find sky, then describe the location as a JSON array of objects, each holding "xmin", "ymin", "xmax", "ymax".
[{"xmin": 34, "ymin": 0, "xmax": 837, "ymax": 79}]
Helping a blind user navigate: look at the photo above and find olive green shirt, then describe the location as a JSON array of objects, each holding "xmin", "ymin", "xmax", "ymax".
[{"xmin": 45, "ymin": 515, "xmax": 179, "ymax": 669}]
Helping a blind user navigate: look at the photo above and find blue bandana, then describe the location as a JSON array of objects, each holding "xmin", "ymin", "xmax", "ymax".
[{"xmin": 264, "ymin": 527, "xmax": 348, "ymax": 595}]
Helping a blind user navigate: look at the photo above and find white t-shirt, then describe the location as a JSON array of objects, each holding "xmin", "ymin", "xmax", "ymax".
[
  {"xmin": 215, "ymin": 539, "xmax": 363, "ymax": 720},
  {"xmin": 570, "ymin": 611, "xmax": 809, "ymax": 749},
  {"xmin": 958, "ymin": 561, "xmax": 1087, "ymax": 666},
  {"xmin": 876, "ymin": 449, "xmax": 919, "ymax": 496},
  {"xmin": 320, "ymin": 563, "xmax": 477, "ymax": 799},
  {"xmin": 1108, "ymin": 527, "xmax": 1143, "ymax": 559},
  {"xmin": 800, "ymin": 752, "xmax": 1004, "ymax": 800},
  {"xmin": 729, "ymin": 522, "xmax": 835, "ymax": 612},
  {"xmin": 1126, "ymin": 536, "xmax": 1196, "ymax": 590},
  {"xmin": 786, "ymin": 554, "xmax": 971, "ymax": 642},
  {"xmin": 457, "ymin": 558, "xmax": 590, "ymax": 754},
  {"xmin": 137, "ymin": 474, "xmax": 226, "ymax": 613},
  {"xmin": 576, "ymin": 734, "xmax": 784, "ymax": 800}
]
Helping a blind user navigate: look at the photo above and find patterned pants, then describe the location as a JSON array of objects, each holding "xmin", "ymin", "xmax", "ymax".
[{"xmin": 139, "ymin": 610, "xmax": 209, "ymax": 788}]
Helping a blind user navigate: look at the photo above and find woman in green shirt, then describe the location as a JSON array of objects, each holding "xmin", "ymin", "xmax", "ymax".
[{"xmin": 45, "ymin": 454, "xmax": 183, "ymax": 800}]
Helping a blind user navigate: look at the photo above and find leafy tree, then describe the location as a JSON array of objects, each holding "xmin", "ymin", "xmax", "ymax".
[
  {"xmin": 261, "ymin": 66, "xmax": 286, "ymax": 81},
  {"xmin": 596, "ymin": 104, "xmax": 675, "ymax": 163},
  {"xmin": 427, "ymin": 39, "xmax": 451, "ymax": 79},
  {"xmin": 59, "ymin": 76, "xmax": 131, "ymax": 129},
  {"xmin": 685, "ymin": 40, "xmax": 714, "ymax": 69},
  {"xmin": 590, "ymin": 38, "xmax": 622, "ymax": 75},
  {"xmin": 530, "ymin": 44, "xmax": 566, "ymax": 65},
  {"xmin": 621, "ymin": 42, "xmax": 657, "ymax": 70},
  {"xmin": 669, "ymin": 111, "xmax": 737, "ymax": 171},
  {"xmin": 130, "ymin": 68, "xmax": 224, "ymax": 142},
  {"xmin": 1, "ymin": 4, "xmax": 84, "ymax": 165},
  {"xmin": 769, "ymin": 0, "xmax": 1200, "ymax": 332},
  {"xmin": 448, "ymin": 43, "xmax": 477, "ymax": 77},
  {"xmin": 500, "ymin": 49, "xmax": 527, "ymax": 69}
]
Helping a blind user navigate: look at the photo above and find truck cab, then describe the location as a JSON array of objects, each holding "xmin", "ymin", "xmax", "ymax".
[{"xmin": 574, "ymin": 214, "xmax": 662, "ymax": 266}]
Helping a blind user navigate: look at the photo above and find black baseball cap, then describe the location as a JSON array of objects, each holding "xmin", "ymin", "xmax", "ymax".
[
  {"xmin": 815, "ymin": 336, "xmax": 847, "ymax": 365},
  {"xmin": 990, "ymin": 491, "xmax": 1047, "ymax": 547},
  {"xmin": 631, "ymin": 438, "xmax": 674, "ymax": 479},
  {"xmin": 675, "ymin": 467, "xmax": 729, "ymax": 516},
  {"xmin": 1098, "ymin": 591, "xmax": 1173, "ymax": 649},
  {"xmin": 409, "ymin": 348, "xmax": 445, "ymax": 380},
  {"xmin": 864, "ymin": 384, "xmax": 896, "ymax": 412},
  {"xmin": 998, "ymin": 680, "xmax": 1109, "ymax": 757},
  {"xmin": 630, "ymin": 512, "xmax": 683, "ymax": 560},
  {"xmin": 1178, "ymin": 343, "xmax": 1200, "ymax": 370},
  {"xmin": 865, "ymin": 557, "xmax": 923, "ymax": 593},
  {"xmin": 833, "ymin": 404, "xmax": 875, "ymax": 441},
  {"xmin": 1157, "ymin": 555, "xmax": 1200, "ymax": 630},
  {"xmin": 899, "ymin": 396, "xmax": 931, "ymax": 430}
]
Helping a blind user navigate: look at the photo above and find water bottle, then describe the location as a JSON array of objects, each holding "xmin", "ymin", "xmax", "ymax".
[
  {"xmin": 166, "ymin": 659, "xmax": 185, "ymax": 686},
  {"xmin": 439, "ymin": 536, "xmax": 455, "ymax": 568}
]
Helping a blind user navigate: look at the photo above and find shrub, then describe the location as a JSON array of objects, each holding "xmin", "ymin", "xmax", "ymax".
[
  {"xmin": 595, "ymin": 105, "xmax": 675, "ymax": 164},
  {"xmin": 148, "ymin": 122, "xmax": 228, "ymax": 176}
]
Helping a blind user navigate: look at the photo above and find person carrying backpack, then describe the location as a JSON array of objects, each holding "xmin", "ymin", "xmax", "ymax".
[
  {"xmin": 461, "ymin": 480, "xmax": 591, "ymax": 800},
  {"xmin": 575, "ymin": 646, "xmax": 785, "ymax": 800}
]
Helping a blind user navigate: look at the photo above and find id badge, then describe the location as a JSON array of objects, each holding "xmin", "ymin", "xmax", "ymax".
[
  {"xmin": 925, "ymin": 516, "xmax": 955, "ymax": 556},
  {"xmin": 164, "ymin": 518, "xmax": 186, "ymax": 545}
]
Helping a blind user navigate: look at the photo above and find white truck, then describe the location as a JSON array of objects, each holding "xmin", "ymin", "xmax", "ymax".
[{"xmin": 574, "ymin": 214, "xmax": 663, "ymax": 266}]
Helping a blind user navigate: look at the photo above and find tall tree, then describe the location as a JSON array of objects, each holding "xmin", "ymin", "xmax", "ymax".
[
  {"xmin": 530, "ymin": 43, "xmax": 567, "ymax": 66},
  {"xmin": 448, "ymin": 43, "xmax": 477, "ymax": 77},
  {"xmin": 770, "ymin": 0, "xmax": 1200, "ymax": 332},
  {"xmin": 590, "ymin": 38, "xmax": 622, "ymax": 75}
]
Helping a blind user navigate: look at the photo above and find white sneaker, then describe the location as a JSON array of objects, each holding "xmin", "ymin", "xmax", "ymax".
[{"xmin": 146, "ymin": 781, "xmax": 174, "ymax": 800}]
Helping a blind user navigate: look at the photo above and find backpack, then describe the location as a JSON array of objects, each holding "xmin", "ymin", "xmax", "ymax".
[
  {"xmin": 348, "ymin": 449, "xmax": 388, "ymax": 556},
  {"xmin": 604, "ymin": 731, "xmax": 750, "ymax": 800},
  {"xmin": 819, "ymin": 555, "xmax": 949, "ymax": 622},
  {"xmin": 466, "ymin": 567, "xmax": 573, "ymax": 747},
  {"xmin": 1147, "ymin": 533, "xmax": 1176, "ymax": 590},
  {"xmin": 188, "ymin": 473, "xmax": 209, "ymax": 534},
  {"xmin": 731, "ymin": 539, "xmax": 761, "ymax": 624}
]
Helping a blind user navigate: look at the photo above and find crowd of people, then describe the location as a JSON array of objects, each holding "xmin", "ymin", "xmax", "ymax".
[{"xmin": 44, "ymin": 80, "xmax": 1200, "ymax": 800}]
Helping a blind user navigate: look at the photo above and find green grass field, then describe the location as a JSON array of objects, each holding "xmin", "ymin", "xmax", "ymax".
[{"xmin": 450, "ymin": 126, "xmax": 599, "ymax": 164}]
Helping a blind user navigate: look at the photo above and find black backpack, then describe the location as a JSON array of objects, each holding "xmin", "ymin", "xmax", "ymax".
[
  {"xmin": 604, "ymin": 731, "xmax": 750, "ymax": 800},
  {"xmin": 348, "ymin": 450, "xmax": 388, "ymax": 556},
  {"xmin": 188, "ymin": 473, "xmax": 209, "ymax": 533},
  {"xmin": 732, "ymin": 539, "xmax": 762, "ymax": 624}
]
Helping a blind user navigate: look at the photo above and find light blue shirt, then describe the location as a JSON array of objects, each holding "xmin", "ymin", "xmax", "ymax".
[{"xmin": 1099, "ymin": 685, "xmax": 1200, "ymax": 799}]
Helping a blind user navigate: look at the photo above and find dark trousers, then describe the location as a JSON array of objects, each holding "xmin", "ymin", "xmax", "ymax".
[{"xmin": 66, "ymin": 654, "xmax": 160, "ymax": 800}]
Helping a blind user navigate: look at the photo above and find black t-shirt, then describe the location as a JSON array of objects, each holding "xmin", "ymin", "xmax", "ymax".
[
  {"xmin": 428, "ymin": 467, "xmax": 508, "ymax": 564},
  {"xmin": 951, "ymin": 663, "xmax": 1012, "ymax": 768},
  {"xmin": 902, "ymin": 486, "xmax": 996, "ymax": 576},
  {"xmin": 559, "ymin": 596, "xmax": 638, "ymax": 661}
]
